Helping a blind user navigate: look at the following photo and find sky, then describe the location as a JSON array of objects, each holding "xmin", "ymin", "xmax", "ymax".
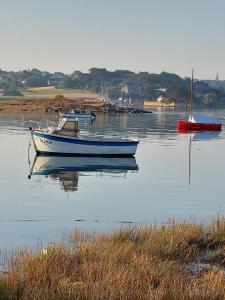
[{"xmin": 0, "ymin": 0, "xmax": 225, "ymax": 79}]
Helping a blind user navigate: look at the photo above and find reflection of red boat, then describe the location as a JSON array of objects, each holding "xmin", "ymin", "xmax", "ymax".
[{"xmin": 178, "ymin": 70, "xmax": 222, "ymax": 132}]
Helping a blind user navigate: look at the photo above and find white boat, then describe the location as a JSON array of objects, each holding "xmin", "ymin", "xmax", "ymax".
[
  {"xmin": 59, "ymin": 109, "xmax": 96, "ymax": 120},
  {"xmin": 29, "ymin": 117, "xmax": 139, "ymax": 157}
]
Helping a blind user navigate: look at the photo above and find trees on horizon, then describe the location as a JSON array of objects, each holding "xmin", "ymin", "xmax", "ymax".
[{"xmin": 0, "ymin": 67, "xmax": 224, "ymax": 105}]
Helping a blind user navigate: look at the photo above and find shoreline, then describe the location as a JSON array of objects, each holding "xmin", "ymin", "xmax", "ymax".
[
  {"xmin": 1, "ymin": 97, "xmax": 225, "ymax": 114},
  {"xmin": 0, "ymin": 97, "xmax": 152, "ymax": 114},
  {"xmin": 0, "ymin": 96, "xmax": 107, "ymax": 113},
  {"xmin": 1, "ymin": 217, "xmax": 225, "ymax": 298}
]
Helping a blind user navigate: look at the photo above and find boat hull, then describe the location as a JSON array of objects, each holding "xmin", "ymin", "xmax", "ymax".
[
  {"xmin": 178, "ymin": 120, "xmax": 222, "ymax": 132},
  {"xmin": 59, "ymin": 112, "xmax": 96, "ymax": 120},
  {"xmin": 32, "ymin": 131, "xmax": 139, "ymax": 157}
]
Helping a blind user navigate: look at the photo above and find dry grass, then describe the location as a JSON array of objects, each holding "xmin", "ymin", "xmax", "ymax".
[
  {"xmin": 0, "ymin": 87, "xmax": 98, "ymax": 100},
  {"xmin": 1, "ymin": 218, "xmax": 225, "ymax": 299}
]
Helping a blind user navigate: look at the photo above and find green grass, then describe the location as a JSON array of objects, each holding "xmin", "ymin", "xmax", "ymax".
[
  {"xmin": 0, "ymin": 87, "xmax": 98, "ymax": 100},
  {"xmin": 1, "ymin": 218, "xmax": 225, "ymax": 299}
]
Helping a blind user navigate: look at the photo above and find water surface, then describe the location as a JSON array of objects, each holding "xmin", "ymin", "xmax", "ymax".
[{"xmin": 0, "ymin": 109, "xmax": 225, "ymax": 248}]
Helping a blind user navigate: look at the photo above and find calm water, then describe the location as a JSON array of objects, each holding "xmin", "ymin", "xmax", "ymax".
[{"xmin": 1, "ymin": 109, "xmax": 225, "ymax": 248}]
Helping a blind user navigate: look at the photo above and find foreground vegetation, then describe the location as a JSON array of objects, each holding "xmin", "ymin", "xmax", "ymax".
[{"xmin": 2, "ymin": 218, "xmax": 225, "ymax": 299}]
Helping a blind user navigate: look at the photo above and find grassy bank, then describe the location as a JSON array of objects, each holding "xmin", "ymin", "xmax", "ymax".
[
  {"xmin": 1, "ymin": 218, "xmax": 225, "ymax": 299},
  {"xmin": 0, "ymin": 87, "xmax": 98, "ymax": 100}
]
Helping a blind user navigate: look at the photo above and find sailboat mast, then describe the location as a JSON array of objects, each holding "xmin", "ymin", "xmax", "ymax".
[{"xmin": 190, "ymin": 69, "xmax": 194, "ymax": 116}]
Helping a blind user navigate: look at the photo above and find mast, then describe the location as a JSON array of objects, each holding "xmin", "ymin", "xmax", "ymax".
[{"xmin": 190, "ymin": 69, "xmax": 194, "ymax": 116}]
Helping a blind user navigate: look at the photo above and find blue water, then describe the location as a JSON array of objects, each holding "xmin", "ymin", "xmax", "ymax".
[{"xmin": 0, "ymin": 109, "xmax": 225, "ymax": 248}]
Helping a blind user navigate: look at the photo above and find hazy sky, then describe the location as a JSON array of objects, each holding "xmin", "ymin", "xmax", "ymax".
[{"xmin": 0, "ymin": 0, "xmax": 224, "ymax": 79}]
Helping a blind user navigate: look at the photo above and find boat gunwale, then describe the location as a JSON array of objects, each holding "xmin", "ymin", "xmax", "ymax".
[{"xmin": 32, "ymin": 130, "xmax": 139, "ymax": 146}]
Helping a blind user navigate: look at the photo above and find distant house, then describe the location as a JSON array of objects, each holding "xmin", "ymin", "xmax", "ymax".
[
  {"xmin": 156, "ymin": 87, "xmax": 167, "ymax": 93},
  {"xmin": 144, "ymin": 94, "xmax": 175, "ymax": 108}
]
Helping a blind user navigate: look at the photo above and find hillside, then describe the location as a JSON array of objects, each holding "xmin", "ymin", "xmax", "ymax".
[{"xmin": 0, "ymin": 68, "xmax": 225, "ymax": 106}]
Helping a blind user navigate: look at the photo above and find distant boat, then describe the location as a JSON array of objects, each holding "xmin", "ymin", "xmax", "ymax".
[
  {"xmin": 59, "ymin": 109, "xmax": 96, "ymax": 120},
  {"xmin": 29, "ymin": 117, "xmax": 139, "ymax": 157},
  {"xmin": 178, "ymin": 70, "xmax": 222, "ymax": 132},
  {"xmin": 178, "ymin": 114, "xmax": 222, "ymax": 132}
]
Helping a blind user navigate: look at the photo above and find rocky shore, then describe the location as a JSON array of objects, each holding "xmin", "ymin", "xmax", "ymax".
[
  {"xmin": 0, "ymin": 95, "xmax": 106, "ymax": 113},
  {"xmin": 0, "ymin": 95, "xmax": 151, "ymax": 114},
  {"xmin": 106, "ymin": 104, "xmax": 152, "ymax": 114}
]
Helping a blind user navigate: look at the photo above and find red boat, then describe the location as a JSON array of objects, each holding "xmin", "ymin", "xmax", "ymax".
[
  {"xmin": 178, "ymin": 115, "xmax": 222, "ymax": 132},
  {"xmin": 178, "ymin": 70, "xmax": 222, "ymax": 132}
]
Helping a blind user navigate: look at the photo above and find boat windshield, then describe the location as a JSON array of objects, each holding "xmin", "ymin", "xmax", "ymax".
[
  {"xmin": 57, "ymin": 118, "xmax": 67, "ymax": 130},
  {"xmin": 56, "ymin": 117, "xmax": 79, "ymax": 136}
]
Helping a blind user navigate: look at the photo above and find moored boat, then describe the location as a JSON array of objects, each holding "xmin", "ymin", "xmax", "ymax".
[
  {"xmin": 178, "ymin": 114, "xmax": 222, "ymax": 132},
  {"xmin": 59, "ymin": 109, "xmax": 96, "ymax": 120},
  {"xmin": 177, "ymin": 70, "xmax": 222, "ymax": 132},
  {"xmin": 29, "ymin": 117, "xmax": 139, "ymax": 157}
]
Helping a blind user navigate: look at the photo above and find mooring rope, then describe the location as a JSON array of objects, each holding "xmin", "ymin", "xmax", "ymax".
[{"xmin": 27, "ymin": 133, "xmax": 32, "ymax": 179}]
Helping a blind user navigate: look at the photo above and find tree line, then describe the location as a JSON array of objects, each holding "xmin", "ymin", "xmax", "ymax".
[{"xmin": 0, "ymin": 67, "xmax": 224, "ymax": 105}]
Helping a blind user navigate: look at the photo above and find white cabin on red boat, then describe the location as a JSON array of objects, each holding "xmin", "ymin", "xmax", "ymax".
[{"xmin": 188, "ymin": 114, "xmax": 221, "ymax": 124}]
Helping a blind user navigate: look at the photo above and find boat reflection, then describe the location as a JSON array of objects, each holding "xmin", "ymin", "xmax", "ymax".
[
  {"xmin": 190, "ymin": 131, "xmax": 220, "ymax": 141},
  {"xmin": 187, "ymin": 131, "xmax": 220, "ymax": 186},
  {"xmin": 29, "ymin": 155, "xmax": 139, "ymax": 192}
]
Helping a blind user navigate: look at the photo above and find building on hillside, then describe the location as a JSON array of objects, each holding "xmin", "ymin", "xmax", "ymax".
[
  {"xmin": 144, "ymin": 87, "xmax": 175, "ymax": 107},
  {"xmin": 118, "ymin": 85, "xmax": 132, "ymax": 106},
  {"xmin": 144, "ymin": 95, "xmax": 176, "ymax": 108}
]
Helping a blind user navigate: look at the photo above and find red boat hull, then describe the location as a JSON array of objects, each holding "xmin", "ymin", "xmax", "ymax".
[{"xmin": 178, "ymin": 120, "xmax": 222, "ymax": 132}]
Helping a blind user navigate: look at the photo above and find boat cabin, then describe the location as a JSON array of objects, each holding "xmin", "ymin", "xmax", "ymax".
[
  {"xmin": 49, "ymin": 117, "xmax": 79, "ymax": 137},
  {"xmin": 188, "ymin": 114, "xmax": 221, "ymax": 124}
]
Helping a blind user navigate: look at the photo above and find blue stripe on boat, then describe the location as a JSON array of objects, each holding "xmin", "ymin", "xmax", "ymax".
[
  {"xmin": 33, "ymin": 131, "xmax": 138, "ymax": 146},
  {"xmin": 36, "ymin": 151, "xmax": 135, "ymax": 157}
]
